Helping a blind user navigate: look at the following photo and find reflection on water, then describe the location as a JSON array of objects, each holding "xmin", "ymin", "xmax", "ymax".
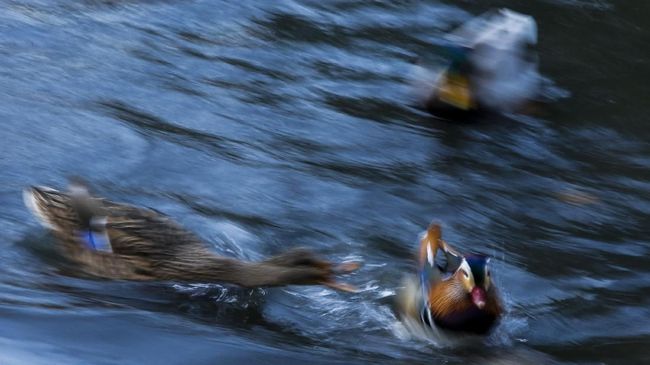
[{"xmin": 1, "ymin": 0, "xmax": 649, "ymax": 364}]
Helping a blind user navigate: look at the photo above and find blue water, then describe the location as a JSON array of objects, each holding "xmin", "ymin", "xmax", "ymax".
[{"xmin": 1, "ymin": 1, "xmax": 649, "ymax": 364}]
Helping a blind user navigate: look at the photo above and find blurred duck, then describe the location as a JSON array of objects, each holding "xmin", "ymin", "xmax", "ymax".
[
  {"xmin": 398, "ymin": 223, "xmax": 502, "ymax": 335},
  {"xmin": 23, "ymin": 180, "xmax": 358, "ymax": 291},
  {"xmin": 419, "ymin": 9, "xmax": 540, "ymax": 117}
]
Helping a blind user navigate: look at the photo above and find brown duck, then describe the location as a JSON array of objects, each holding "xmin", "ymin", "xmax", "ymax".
[
  {"xmin": 399, "ymin": 223, "xmax": 502, "ymax": 335},
  {"xmin": 23, "ymin": 181, "xmax": 358, "ymax": 291}
]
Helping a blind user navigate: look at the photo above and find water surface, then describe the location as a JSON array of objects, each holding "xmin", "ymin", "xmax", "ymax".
[{"xmin": 1, "ymin": 0, "xmax": 648, "ymax": 364}]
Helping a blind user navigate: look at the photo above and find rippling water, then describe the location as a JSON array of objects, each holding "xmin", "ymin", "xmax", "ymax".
[{"xmin": 1, "ymin": 0, "xmax": 649, "ymax": 364}]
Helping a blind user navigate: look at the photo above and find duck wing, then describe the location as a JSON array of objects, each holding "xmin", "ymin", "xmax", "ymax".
[
  {"xmin": 417, "ymin": 223, "xmax": 465, "ymax": 288},
  {"xmin": 102, "ymin": 200, "xmax": 206, "ymax": 259},
  {"xmin": 418, "ymin": 223, "xmax": 444, "ymax": 289},
  {"xmin": 24, "ymin": 185, "xmax": 206, "ymax": 260}
]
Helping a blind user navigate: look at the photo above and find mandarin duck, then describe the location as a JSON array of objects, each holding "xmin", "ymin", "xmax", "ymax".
[{"xmin": 399, "ymin": 223, "xmax": 502, "ymax": 335}]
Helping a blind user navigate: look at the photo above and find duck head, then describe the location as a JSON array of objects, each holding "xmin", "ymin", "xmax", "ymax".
[{"xmin": 455, "ymin": 254, "xmax": 492, "ymax": 309}]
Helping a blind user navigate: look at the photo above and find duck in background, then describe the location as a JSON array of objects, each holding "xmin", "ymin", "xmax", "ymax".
[
  {"xmin": 398, "ymin": 223, "xmax": 502, "ymax": 336},
  {"xmin": 23, "ymin": 180, "xmax": 359, "ymax": 291},
  {"xmin": 414, "ymin": 9, "xmax": 540, "ymax": 119}
]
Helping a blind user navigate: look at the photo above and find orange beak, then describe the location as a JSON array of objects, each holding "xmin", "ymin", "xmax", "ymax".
[{"xmin": 471, "ymin": 287, "xmax": 486, "ymax": 309}]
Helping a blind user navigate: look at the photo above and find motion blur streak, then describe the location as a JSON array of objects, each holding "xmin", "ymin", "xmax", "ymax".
[{"xmin": 0, "ymin": 1, "xmax": 649, "ymax": 364}]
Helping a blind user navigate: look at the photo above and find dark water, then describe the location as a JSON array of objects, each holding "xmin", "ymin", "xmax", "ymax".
[{"xmin": 1, "ymin": 0, "xmax": 649, "ymax": 364}]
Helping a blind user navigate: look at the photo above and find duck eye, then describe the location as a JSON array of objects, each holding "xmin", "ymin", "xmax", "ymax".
[{"xmin": 461, "ymin": 269, "xmax": 469, "ymax": 278}]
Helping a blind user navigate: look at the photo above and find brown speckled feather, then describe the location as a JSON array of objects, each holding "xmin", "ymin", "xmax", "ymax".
[{"xmin": 24, "ymin": 185, "xmax": 357, "ymax": 289}]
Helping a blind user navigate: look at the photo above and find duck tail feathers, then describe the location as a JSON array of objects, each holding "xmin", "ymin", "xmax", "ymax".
[{"xmin": 23, "ymin": 186, "xmax": 62, "ymax": 230}]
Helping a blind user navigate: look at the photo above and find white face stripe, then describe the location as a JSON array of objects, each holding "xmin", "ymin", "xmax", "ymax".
[
  {"xmin": 458, "ymin": 259, "xmax": 471, "ymax": 277},
  {"xmin": 457, "ymin": 258, "xmax": 476, "ymax": 291}
]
